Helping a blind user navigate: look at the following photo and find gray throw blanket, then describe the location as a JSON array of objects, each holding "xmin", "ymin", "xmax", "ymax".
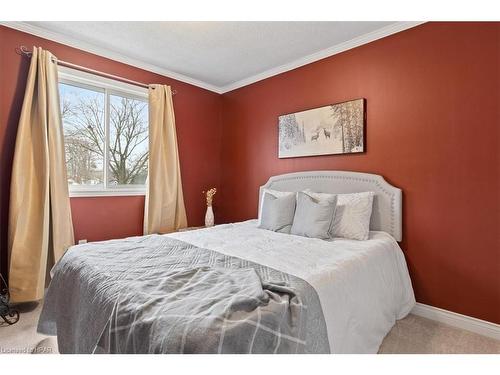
[{"xmin": 38, "ymin": 235, "xmax": 329, "ymax": 354}]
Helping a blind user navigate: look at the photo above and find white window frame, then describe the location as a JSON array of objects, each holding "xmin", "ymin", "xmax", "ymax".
[{"xmin": 58, "ymin": 66, "xmax": 149, "ymax": 197}]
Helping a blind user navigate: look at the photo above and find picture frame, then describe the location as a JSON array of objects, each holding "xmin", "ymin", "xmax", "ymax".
[{"xmin": 278, "ymin": 98, "xmax": 366, "ymax": 158}]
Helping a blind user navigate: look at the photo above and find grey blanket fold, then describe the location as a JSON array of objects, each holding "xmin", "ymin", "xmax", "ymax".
[{"xmin": 38, "ymin": 235, "xmax": 329, "ymax": 354}]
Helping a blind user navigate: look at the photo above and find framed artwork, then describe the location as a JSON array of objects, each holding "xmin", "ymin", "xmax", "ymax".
[{"xmin": 278, "ymin": 98, "xmax": 365, "ymax": 158}]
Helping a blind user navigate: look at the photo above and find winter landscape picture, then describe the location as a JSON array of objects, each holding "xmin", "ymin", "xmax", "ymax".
[{"xmin": 278, "ymin": 98, "xmax": 365, "ymax": 158}]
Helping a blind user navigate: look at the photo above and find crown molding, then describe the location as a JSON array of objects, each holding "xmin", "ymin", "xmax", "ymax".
[
  {"xmin": 0, "ymin": 21, "xmax": 224, "ymax": 94},
  {"xmin": 219, "ymin": 21, "xmax": 425, "ymax": 93},
  {"xmin": 1, "ymin": 21, "xmax": 425, "ymax": 95}
]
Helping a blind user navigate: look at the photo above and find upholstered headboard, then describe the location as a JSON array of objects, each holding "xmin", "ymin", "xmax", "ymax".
[{"xmin": 259, "ymin": 170, "xmax": 403, "ymax": 241}]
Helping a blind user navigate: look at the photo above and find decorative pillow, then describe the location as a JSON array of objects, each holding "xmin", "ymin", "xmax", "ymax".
[
  {"xmin": 302, "ymin": 190, "xmax": 338, "ymax": 237},
  {"xmin": 258, "ymin": 189, "xmax": 296, "ymax": 225},
  {"xmin": 304, "ymin": 189, "xmax": 375, "ymax": 240},
  {"xmin": 290, "ymin": 192, "xmax": 337, "ymax": 239},
  {"xmin": 332, "ymin": 191, "xmax": 375, "ymax": 240},
  {"xmin": 258, "ymin": 192, "xmax": 296, "ymax": 233}
]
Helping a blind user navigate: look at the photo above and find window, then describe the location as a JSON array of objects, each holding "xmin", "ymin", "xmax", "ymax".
[{"xmin": 58, "ymin": 67, "xmax": 149, "ymax": 196}]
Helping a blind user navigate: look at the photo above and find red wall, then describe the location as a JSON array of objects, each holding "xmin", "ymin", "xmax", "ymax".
[
  {"xmin": 0, "ymin": 26, "xmax": 223, "ymax": 276},
  {"xmin": 219, "ymin": 22, "xmax": 500, "ymax": 323}
]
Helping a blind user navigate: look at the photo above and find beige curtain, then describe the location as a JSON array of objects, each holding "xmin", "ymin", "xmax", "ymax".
[
  {"xmin": 8, "ymin": 47, "xmax": 75, "ymax": 303},
  {"xmin": 144, "ymin": 85, "xmax": 187, "ymax": 234}
]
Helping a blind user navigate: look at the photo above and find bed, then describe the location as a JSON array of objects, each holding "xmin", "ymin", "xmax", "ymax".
[{"xmin": 38, "ymin": 170, "xmax": 415, "ymax": 354}]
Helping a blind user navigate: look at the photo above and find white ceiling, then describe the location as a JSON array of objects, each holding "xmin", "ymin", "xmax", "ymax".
[{"xmin": 8, "ymin": 21, "xmax": 422, "ymax": 93}]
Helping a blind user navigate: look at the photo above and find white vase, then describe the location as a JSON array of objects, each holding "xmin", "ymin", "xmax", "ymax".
[{"xmin": 205, "ymin": 205, "xmax": 214, "ymax": 227}]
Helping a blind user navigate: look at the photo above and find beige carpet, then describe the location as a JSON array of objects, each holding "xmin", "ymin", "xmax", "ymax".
[
  {"xmin": 0, "ymin": 302, "xmax": 57, "ymax": 354},
  {"xmin": 1, "ymin": 302, "xmax": 499, "ymax": 354},
  {"xmin": 378, "ymin": 314, "xmax": 500, "ymax": 354}
]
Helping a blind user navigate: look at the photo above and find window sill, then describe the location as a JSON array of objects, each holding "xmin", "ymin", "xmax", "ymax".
[{"xmin": 69, "ymin": 190, "xmax": 146, "ymax": 198}]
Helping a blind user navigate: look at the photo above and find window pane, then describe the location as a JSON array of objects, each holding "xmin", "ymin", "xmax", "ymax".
[
  {"xmin": 59, "ymin": 83, "xmax": 105, "ymax": 188},
  {"xmin": 108, "ymin": 95, "xmax": 149, "ymax": 186}
]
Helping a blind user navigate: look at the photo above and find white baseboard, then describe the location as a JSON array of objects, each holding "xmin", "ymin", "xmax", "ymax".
[{"xmin": 411, "ymin": 303, "xmax": 500, "ymax": 341}]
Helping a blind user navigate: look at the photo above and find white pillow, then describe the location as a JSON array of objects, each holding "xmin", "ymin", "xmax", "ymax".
[
  {"xmin": 305, "ymin": 190, "xmax": 374, "ymax": 240},
  {"xmin": 258, "ymin": 189, "xmax": 296, "ymax": 225}
]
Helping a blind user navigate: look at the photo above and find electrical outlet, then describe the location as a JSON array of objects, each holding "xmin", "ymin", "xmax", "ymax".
[{"xmin": 78, "ymin": 239, "xmax": 87, "ymax": 244}]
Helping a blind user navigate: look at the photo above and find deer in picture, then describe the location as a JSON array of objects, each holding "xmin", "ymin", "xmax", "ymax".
[
  {"xmin": 311, "ymin": 131, "xmax": 320, "ymax": 142},
  {"xmin": 323, "ymin": 128, "xmax": 331, "ymax": 139}
]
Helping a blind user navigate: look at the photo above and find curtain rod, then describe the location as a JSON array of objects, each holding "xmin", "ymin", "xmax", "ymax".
[{"xmin": 15, "ymin": 46, "xmax": 177, "ymax": 95}]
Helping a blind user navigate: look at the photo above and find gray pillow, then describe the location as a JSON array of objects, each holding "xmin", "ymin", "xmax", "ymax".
[
  {"xmin": 258, "ymin": 192, "xmax": 296, "ymax": 233},
  {"xmin": 303, "ymin": 189, "xmax": 338, "ymax": 238},
  {"xmin": 290, "ymin": 192, "xmax": 337, "ymax": 239}
]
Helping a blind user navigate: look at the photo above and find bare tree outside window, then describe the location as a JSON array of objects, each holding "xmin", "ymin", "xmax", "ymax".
[
  {"xmin": 60, "ymin": 84, "xmax": 105, "ymax": 186},
  {"xmin": 109, "ymin": 95, "xmax": 148, "ymax": 185},
  {"xmin": 59, "ymin": 82, "xmax": 149, "ymax": 189}
]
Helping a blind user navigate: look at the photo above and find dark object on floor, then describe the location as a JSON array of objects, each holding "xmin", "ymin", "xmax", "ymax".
[{"xmin": 0, "ymin": 273, "xmax": 20, "ymax": 325}]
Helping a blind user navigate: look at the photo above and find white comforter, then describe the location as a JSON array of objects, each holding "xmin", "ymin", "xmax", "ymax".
[{"xmin": 169, "ymin": 220, "xmax": 415, "ymax": 354}]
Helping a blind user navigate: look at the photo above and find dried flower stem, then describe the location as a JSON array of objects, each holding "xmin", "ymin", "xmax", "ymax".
[{"xmin": 203, "ymin": 188, "xmax": 217, "ymax": 207}]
